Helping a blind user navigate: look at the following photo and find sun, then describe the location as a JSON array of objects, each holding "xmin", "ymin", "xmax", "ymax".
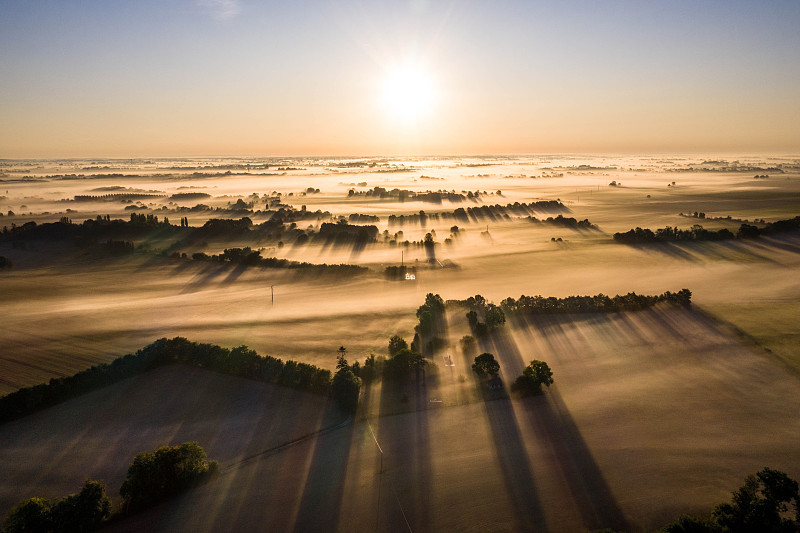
[{"xmin": 380, "ymin": 63, "xmax": 437, "ymax": 124}]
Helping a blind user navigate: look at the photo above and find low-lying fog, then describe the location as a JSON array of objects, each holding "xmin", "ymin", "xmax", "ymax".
[{"xmin": 1, "ymin": 155, "xmax": 799, "ymax": 393}]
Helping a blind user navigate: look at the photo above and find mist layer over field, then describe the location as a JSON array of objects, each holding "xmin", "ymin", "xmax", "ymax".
[
  {"xmin": 2, "ymin": 155, "xmax": 799, "ymax": 392},
  {"xmin": 1, "ymin": 154, "xmax": 799, "ymax": 530}
]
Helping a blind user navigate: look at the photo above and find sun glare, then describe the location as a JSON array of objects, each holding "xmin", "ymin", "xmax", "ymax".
[{"xmin": 380, "ymin": 64, "xmax": 437, "ymax": 124}]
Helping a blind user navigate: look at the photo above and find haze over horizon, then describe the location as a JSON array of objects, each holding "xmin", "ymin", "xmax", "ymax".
[{"xmin": 2, "ymin": 0, "xmax": 799, "ymax": 158}]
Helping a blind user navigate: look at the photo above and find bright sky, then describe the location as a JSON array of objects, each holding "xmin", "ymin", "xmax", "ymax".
[{"xmin": 1, "ymin": 0, "xmax": 799, "ymax": 157}]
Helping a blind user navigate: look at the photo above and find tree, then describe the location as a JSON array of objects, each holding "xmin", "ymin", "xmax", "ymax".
[
  {"xmin": 484, "ymin": 304, "xmax": 506, "ymax": 329},
  {"xmin": 336, "ymin": 346, "xmax": 348, "ymax": 371},
  {"xmin": 2, "ymin": 480, "xmax": 111, "ymax": 533},
  {"xmin": 359, "ymin": 354, "xmax": 378, "ymax": 383},
  {"xmin": 660, "ymin": 468, "xmax": 800, "ymax": 532},
  {"xmin": 332, "ymin": 368, "xmax": 361, "ymax": 413},
  {"xmin": 472, "ymin": 353, "xmax": 500, "ymax": 376},
  {"xmin": 383, "ymin": 348, "xmax": 425, "ymax": 381},
  {"xmin": 50, "ymin": 480, "xmax": 111, "ymax": 533},
  {"xmin": 388, "ymin": 335, "xmax": 408, "ymax": 357},
  {"xmin": 712, "ymin": 467, "xmax": 799, "ymax": 532},
  {"xmin": 460, "ymin": 335, "xmax": 476, "ymax": 356},
  {"xmin": 120, "ymin": 442, "xmax": 217, "ymax": 512},
  {"xmin": 3, "ymin": 498, "xmax": 51, "ymax": 533},
  {"xmin": 512, "ymin": 360, "xmax": 554, "ymax": 395},
  {"xmin": 424, "ymin": 232, "xmax": 435, "ymax": 262}
]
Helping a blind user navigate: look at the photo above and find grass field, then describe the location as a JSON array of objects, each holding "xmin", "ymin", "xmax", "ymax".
[
  {"xmin": 1, "ymin": 155, "xmax": 799, "ymax": 531},
  {"xmin": 2, "ymin": 306, "xmax": 798, "ymax": 532}
]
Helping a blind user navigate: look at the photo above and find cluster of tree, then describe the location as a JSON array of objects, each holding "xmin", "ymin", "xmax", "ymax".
[
  {"xmin": 411, "ymin": 293, "xmax": 447, "ymax": 355},
  {"xmin": 194, "ymin": 217, "xmax": 253, "ymax": 236},
  {"xmin": 384, "ymin": 265, "xmax": 416, "ymax": 281},
  {"xmin": 316, "ymin": 221, "xmax": 379, "ymax": 246},
  {"xmin": 190, "ymin": 247, "xmax": 367, "ymax": 276},
  {"xmin": 348, "ymin": 213, "xmax": 379, "ymax": 223},
  {"xmin": 347, "ymin": 336, "xmax": 426, "ymax": 385},
  {"xmin": 2, "ymin": 480, "xmax": 111, "ymax": 533},
  {"xmin": 0, "ymin": 337, "xmax": 333, "ymax": 424},
  {"xmin": 526, "ymin": 214, "xmax": 597, "ymax": 229},
  {"xmin": 613, "ymin": 216, "xmax": 800, "ymax": 244},
  {"xmin": 72, "ymin": 193, "xmax": 164, "ymax": 202},
  {"xmin": 452, "ymin": 295, "xmax": 507, "ymax": 337},
  {"xmin": 348, "ymin": 186, "xmax": 467, "ymax": 203},
  {"xmin": 0, "ymin": 256, "xmax": 11, "ymax": 269},
  {"xmin": 661, "ymin": 468, "xmax": 799, "ymax": 532},
  {"xmin": 387, "ymin": 210, "xmax": 440, "ymax": 226},
  {"xmin": 499, "ymin": 289, "xmax": 692, "ymax": 315},
  {"xmin": 680, "ymin": 212, "xmax": 767, "ymax": 225},
  {"xmin": 120, "ymin": 442, "xmax": 218, "ymax": 513},
  {"xmin": 511, "ymin": 360, "xmax": 554, "ymax": 395},
  {"xmin": 0, "ymin": 213, "xmax": 180, "ymax": 243},
  {"xmin": 433, "ymin": 200, "xmax": 567, "ymax": 225},
  {"xmin": 168, "ymin": 192, "xmax": 211, "ymax": 201},
  {"xmin": 383, "ymin": 347, "xmax": 426, "ymax": 381},
  {"xmin": 2, "ymin": 442, "xmax": 219, "ymax": 532}
]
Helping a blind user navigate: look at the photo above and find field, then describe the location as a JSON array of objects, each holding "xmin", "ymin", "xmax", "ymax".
[{"xmin": 1, "ymin": 154, "xmax": 800, "ymax": 531}]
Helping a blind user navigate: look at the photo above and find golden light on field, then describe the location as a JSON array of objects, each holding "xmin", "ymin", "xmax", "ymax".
[{"xmin": 379, "ymin": 61, "xmax": 438, "ymax": 126}]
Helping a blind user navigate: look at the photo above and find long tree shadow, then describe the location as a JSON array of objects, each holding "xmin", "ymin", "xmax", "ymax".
[
  {"xmin": 292, "ymin": 404, "xmax": 355, "ymax": 533},
  {"xmin": 521, "ymin": 388, "xmax": 631, "ymax": 532},
  {"xmin": 471, "ymin": 322, "xmax": 547, "ymax": 531},
  {"xmin": 482, "ymin": 396, "xmax": 547, "ymax": 531},
  {"xmin": 376, "ymin": 371, "xmax": 434, "ymax": 531},
  {"xmin": 484, "ymin": 317, "xmax": 630, "ymax": 531},
  {"xmin": 179, "ymin": 262, "xmax": 232, "ymax": 294}
]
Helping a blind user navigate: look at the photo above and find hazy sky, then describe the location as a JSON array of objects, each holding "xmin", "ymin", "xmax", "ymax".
[{"xmin": 1, "ymin": 0, "xmax": 799, "ymax": 157}]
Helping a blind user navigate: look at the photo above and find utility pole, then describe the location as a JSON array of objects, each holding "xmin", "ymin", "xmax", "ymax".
[{"xmin": 270, "ymin": 285, "xmax": 274, "ymax": 305}]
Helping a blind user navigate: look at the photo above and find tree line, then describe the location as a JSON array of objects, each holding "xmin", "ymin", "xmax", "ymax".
[
  {"xmin": 613, "ymin": 216, "xmax": 800, "ymax": 244},
  {"xmin": 385, "ymin": 200, "xmax": 566, "ymax": 226},
  {"xmin": 0, "ymin": 337, "xmax": 338, "ymax": 425},
  {"xmin": 499, "ymin": 289, "xmax": 692, "ymax": 315},
  {"xmin": 525, "ymin": 214, "xmax": 597, "ymax": 230},
  {"xmin": 190, "ymin": 246, "xmax": 367, "ymax": 276}
]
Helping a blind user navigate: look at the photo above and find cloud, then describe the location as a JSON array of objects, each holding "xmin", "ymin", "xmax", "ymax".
[{"xmin": 198, "ymin": 0, "xmax": 242, "ymax": 20}]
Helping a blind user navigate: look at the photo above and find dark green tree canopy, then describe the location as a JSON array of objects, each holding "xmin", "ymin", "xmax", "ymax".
[
  {"xmin": 512, "ymin": 360, "xmax": 554, "ymax": 395},
  {"xmin": 383, "ymin": 348, "xmax": 426, "ymax": 381},
  {"xmin": 388, "ymin": 335, "xmax": 408, "ymax": 357},
  {"xmin": 2, "ymin": 480, "xmax": 111, "ymax": 533},
  {"xmin": 712, "ymin": 467, "xmax": 799, "ymax": 533},
  {"xmin": 332, "ymin": 368, "xmax": 361, "ymax": 413},
  {"xmin": 662, "ymin": 467, "xmax": 800, "ymax": 532},
  {"xmin": 120, "ymin": 442, "xmax": 216, "ymax": 512},
  {"xmin": 472, "ymin": 353, "xmax": 500, "ymax": 376}
]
